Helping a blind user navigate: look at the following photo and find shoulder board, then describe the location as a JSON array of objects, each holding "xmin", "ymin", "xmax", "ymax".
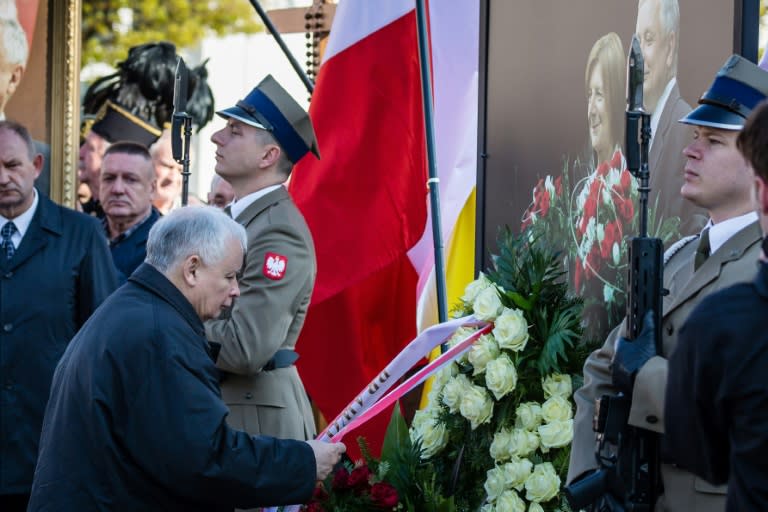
[{"xmin": 663, "ymin": 235, "xmax": 698, "ymax": 265}]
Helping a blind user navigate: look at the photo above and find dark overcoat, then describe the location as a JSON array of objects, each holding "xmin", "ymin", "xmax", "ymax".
[
  {"xmin": 108, "ymin": 207, "xmax": 161, "ymax": 283},
  {"xmin": 665, "ymin": 261, "xmax": 768, "ymax": 511},
  {"xmin": 28, "ymin": 263, "xmax": 316, "ymax": 512},
  {"xmin": 0, "ymin": 193, "xmax": 117, "ymax": 494}
]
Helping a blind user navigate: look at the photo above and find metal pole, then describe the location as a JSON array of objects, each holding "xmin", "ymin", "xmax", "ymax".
[
  {"xmin": 248, "ymin": 0, "xmax": 315, "ymax": 94},
  {"xmin": 415, "ymin": 0, "xmax": 449, "ymax": 325}
]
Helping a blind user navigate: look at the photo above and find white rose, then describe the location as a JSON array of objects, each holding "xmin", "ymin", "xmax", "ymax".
[
  {"xmin": 493, "ymin": 308, "xmax": 529, "ymax": 352},
  {"xmin": 490, "ymin": 429, "xmax": 512, "ymax": 462},
  {"xmin": 508, "ymin": 428, "xmax": 539, "ymax": 458},
  {"xmin": 446, "ymin": 326, "xmax": 475, "ymax": 349},
  {"xmin": 468, "ymin": 334, "xmax": 500, "ymax": 375},
  {"xmin": 502, "ymin": 458, "xmax": 533, "ymax": 491},
  {"xmin": 484, "ymin": 466, "xmax": 507, "ymax": 502},
  {"xmin": 479, "ymin": 505, "xmax": 495, "ymax": 512},
  {"xmin": 485, "ymin": 354, "xmax": 518, "ymax": 400},
  {"xmin": 459, "ymin": 384, "xmax": 494, "ymax": 430},
  {"xmin": 528, "ymin": 503, "xmax": 545, "ymax": 512},
  {"xmin": 524, "ymin": 462, "xmax": 561, "ymax": 503},
  {"xmin": 541, "ymin": 395, "xmax": 573, "ymax": 423},
  {"xmin": 538, "ymin": 419, "xmax": 573, "ymax": 452},
  {"xmin": 473, "ymin": 286, "xmax": 503, "ymax": 321},
  {"xmin": 542, "ymin": 374, "xmax": 572, "ymax": 399},
  {"xmin": 496, "ymin": 489, "xmax": 527, "ymax": 512},
  {"xmin": 515, "ymin": 402, "xmax": 543, "ymax": 431},
  {"xmin": 462, "ymin": 272, "xmax": 492, "ymax": 303},
  {"xmin": 612, "ymin": 241, "xmax": 621, "ymax": 266},
  {"xmin": 413, "ymin": 412, "xmax": 449, "ymax": 459},
  {"xmin": 441, "ymin": 373, "xmax": 470, "ymax": 413}
]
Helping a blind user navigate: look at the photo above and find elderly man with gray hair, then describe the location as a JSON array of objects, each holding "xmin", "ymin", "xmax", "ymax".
[{"xmin": 28, "ymin": 206, "xmax": 346, "ymax": 512}]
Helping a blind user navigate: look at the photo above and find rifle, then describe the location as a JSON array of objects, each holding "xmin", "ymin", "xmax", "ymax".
[
  {"xmin": 171, "ymin": 57, "xmax": 193, "ymax": 206},
  {"xmin": 564, "ymin": 35, "xmax": 664, "ymax": 511}
]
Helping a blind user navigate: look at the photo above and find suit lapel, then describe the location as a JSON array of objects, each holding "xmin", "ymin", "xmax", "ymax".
[
  {"xmin": 665, "ymin": 221, "xmax": 761, "ymax": 316},
  {"xmin": 4, "ymin": 195, "xmax": 60, "ymax": 271},
  {"xmin": 649, "ymin": 82, "xmax": 680, "ymax": 167}
]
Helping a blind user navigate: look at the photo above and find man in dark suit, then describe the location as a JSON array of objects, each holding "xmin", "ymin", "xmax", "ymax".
[
  {"xmin": 27, "ymin": 207, "xmax": 345, "ymax": 511},
  {"xmin": 0, "ymin": 120, "xmax": 117, "ymax": 511},
  {"xmin": 664, "ymin": 100, "xmax": 768, "ymax": 511},
  {"xmin": 100, "ymin": 141, "xmax": 161, "ymax": 283},
  {"xmin": 569, "ymin": 55, "xmax": 768, "ymax": 511},
  {"xmin": 636, "ymin": 0, "xmax": 708, "ymax": 238}
]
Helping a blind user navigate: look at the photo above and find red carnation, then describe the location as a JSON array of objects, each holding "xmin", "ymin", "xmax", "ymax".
[
  {"xmin": 616, "ymin": 196, "xmax": 634, "ymax": 222},
  {"xmin": 620, "ymin": 169, "xmax": 632, "ymax": 192},
  {"xmin": 304, "ymin": 503, "xmax": 326, "ymax": 512},
  {"xmin": 596, "ymin": 161, "xmax": 609, "ymax": 177},
  {"xmin": 331, "ymin": 467, "xmax": 350, "ymax": 490},
  {"xmin": 370, "ymin": 482, "xmax": 399, "ymax": 508},
  {"xmin": 610, "ymin": 150, "xmax": 622, "ymax": 170},
  {"xmin": 574, "ymin": 257, "xmax": 583, "ymax": 291},
  {"xmin": 539, "ymin": 190, "xmax": 551, "ymax": 217},
  {"xmin": 555, "ymin": 176, "xmax": 563, "ymax": 195},
  {"xmin": 348, "ymin": 465, "xmax": 372, "ymax": 490}
]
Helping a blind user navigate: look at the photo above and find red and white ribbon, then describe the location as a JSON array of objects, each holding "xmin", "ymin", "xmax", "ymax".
[{"xmin": 266, "ymin": 315, "xmax": 490, "ymax": 512}]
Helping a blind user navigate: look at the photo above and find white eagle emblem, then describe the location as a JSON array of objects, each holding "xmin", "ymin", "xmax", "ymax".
[{"xmin": 263, "ymin": 252, "xmax": 288, "ymax": 280}]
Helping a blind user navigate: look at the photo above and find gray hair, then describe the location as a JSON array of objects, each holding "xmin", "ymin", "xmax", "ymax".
[
  {"xmin": 0, "ymin": 17, "xmax": 28, "ymax": 66},
  {"xmin": 639, "ymin": 0, "xmax": 679, "ymax": 72},
  {"xmin": 146, "ymin": 206, "xmax": 247, "ymax": 272}
]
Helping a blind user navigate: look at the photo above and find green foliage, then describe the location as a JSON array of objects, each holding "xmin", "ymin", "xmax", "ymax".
[
  {"xmin": 81, "ymin": 0, "xmax": 262, "ymax": 67},
  {"xmin": 488, "ymin": 228, "xmax": 585, "ymax": 377}
]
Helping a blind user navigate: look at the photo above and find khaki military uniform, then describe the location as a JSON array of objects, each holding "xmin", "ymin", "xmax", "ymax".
[
  {"xmin": 568, "ymin": 221, "xmax": 762, "ymax": 511},
  {"xmin": 206, "ymin": 186, "xmax": 316, "ymax": 441}
]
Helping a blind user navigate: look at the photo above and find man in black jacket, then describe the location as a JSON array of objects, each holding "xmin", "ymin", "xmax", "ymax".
[
  {"xmin": 665, "ymin": 99, "xmax": 768, "ymax": 510},
  {"xmin": 0, "ymin": 120, "xmax": 117, "ymax": 511},
  {"xmin": 28, "ymin": 206, "xmax": 345, "ymax": 511}
]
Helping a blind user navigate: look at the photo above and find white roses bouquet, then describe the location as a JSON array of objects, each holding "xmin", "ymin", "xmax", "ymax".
[{"xmin": 408, "ymin": 229, "xmax": 593, "ymax": 511}]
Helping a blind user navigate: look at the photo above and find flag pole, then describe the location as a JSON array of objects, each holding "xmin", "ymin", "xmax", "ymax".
[
  {"xmin": 248, "ymin": 0, "xmax": 315, "ymax": 95},
  {"xmin": 415, "ymin": 0, "xmax": 449, "ymax": 325}
]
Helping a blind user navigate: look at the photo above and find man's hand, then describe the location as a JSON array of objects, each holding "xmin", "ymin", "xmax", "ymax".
[
  {"xmin": 611, "ymin": 311, "xmax": 657, "ymax": 394},
  {"xmin": 306, "ymin": 440, "xmax": 346, "ymax": 481}
]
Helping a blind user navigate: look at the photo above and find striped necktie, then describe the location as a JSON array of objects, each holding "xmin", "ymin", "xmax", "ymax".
[{"xmin": 1, "ymin": 221, "xmax": 17, "ymax": 260}]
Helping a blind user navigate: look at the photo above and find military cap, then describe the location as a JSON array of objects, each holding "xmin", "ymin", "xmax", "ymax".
[
  {"xmin": 217, "ymin": 75, "xmax": 320, "ymax": 163},
  {"xmin": 680, "ymin": 54, "xmax": 768, "ymax": 130},
  {"xmin": 91, "ymin": 101, "xmax": 162, "ymax": 147}
]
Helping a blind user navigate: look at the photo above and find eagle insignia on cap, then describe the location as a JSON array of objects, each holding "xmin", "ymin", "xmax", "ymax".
[{"xmin": 263, "ymin": 252, "xmax": 288, "ymax": 280}]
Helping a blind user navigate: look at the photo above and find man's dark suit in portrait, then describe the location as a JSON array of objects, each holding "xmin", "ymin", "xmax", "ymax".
[{"xmin": 0, "ymin": 120, "xmax": 117, "ymax": 511}]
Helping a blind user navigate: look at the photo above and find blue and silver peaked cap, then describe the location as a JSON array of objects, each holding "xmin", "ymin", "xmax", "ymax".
[
  {"xmin": 680, "ymin": 55, "xmax": 768, "ymax": 130},
  {"xmin": 216, "ymin": 74, "xmax": 320, "ymax": 163}
]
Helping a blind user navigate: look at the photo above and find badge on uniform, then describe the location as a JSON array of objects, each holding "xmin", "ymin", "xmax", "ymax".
[{"xmin": 263, "ymin": 252, "xmax": 288, "ymax": 280}]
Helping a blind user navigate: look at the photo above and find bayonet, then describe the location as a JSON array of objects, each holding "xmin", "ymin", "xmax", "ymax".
[
  {"xmin": 627, "ymin": 35, "xmax": 644, "ymax": 113},
  {"xmin": 171, "ymin": 57, "xmax": 189, "ymax": 162}
]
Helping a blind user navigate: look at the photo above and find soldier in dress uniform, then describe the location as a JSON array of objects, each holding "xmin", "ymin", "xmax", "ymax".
[
  {"xmin": 664, "ymin": 99, "xmax": 768, "ymax": 511},
  {"xmin": 205, "ymin": 75, "xmax": 320, "ymax": 442},
  {"xmin": 568, "ymin": 55, "xmax": 768, "ymax": 511}
]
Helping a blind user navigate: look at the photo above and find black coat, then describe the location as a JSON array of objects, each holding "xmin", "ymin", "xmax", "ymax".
[
  {"xmin": 108, "ymin": 207, "xmax": 161, "ymax": 284},
  {"xmin": 664, "ymin": 261, "xmax": 768, "ymax": 511},
  {"xmin": 0, "ymin": 194, "xmax": 117, "ymax": 494},
  {"xmin": 28, "ymin": 263, "xmax": 316, "ymax": 511}
]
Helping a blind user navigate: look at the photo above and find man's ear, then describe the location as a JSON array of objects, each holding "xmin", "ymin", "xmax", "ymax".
[
  {"xmin": 757, "ymin": 176, "xmax": 768, "ymax": 215},
  {"xmin": 32, "ymin": 153, "xmax": 42, "ymax": 180},
  {"xmin": 182, "ymin": 254, "xmax": 202, "ymax": 285},
  {"xmin": 259, "ymin": 144, "xmax": 282, "ymax": 169},
  {"xmin": 665, "ymin": 30, "xmax": 676, "ymax": 70},
  {"xmin": 6, "ymin": 64, "xmax": 24, "ymax": 100}
]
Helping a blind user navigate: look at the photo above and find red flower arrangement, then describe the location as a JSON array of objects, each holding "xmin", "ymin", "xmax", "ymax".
[{"xmin": 302, "ymin": 454, "xmax": 400, "ymax": 511}]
